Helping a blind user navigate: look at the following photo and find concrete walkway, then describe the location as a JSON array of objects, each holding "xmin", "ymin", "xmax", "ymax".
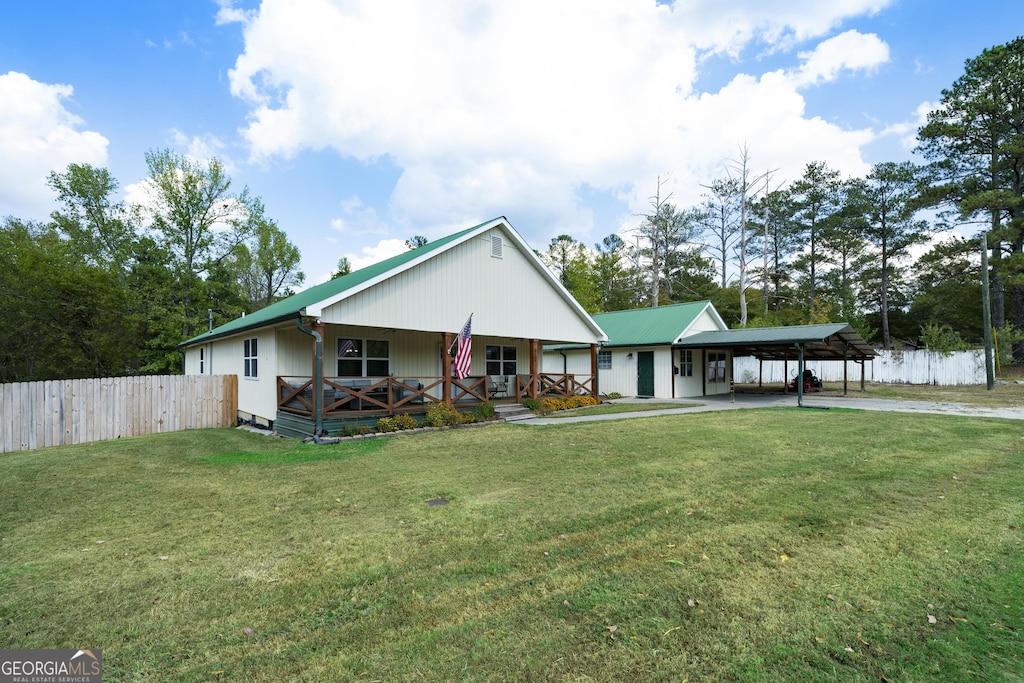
[{"xmin": 517, "ymin": 392, "xmax": 1024, "ymax": 425}]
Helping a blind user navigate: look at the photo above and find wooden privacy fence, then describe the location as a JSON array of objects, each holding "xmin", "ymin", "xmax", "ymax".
[
  {"xmin": 0, "ymin": 374, "xmax": 238, "ymax": 454},
  {"xmin": 733, "ymin": 349, "xmax": 990, "ymax": 386}
]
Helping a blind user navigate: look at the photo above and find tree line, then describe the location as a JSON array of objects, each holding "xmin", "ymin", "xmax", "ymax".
[
  {"xmin": 540, "ymin": 37, "xmax": 1024, "ymax": 361},
  {"xmin": 1, "ymin": 150, "xmax": 303, "ymax": 382},
  {"xmin": 2, "ymin": 37, "xmax": 1023, "ymax": 382}
]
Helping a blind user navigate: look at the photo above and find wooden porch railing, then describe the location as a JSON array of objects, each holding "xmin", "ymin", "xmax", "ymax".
[
  {"xmin": 516, "ymin": 373, "xmax": 596, "ymax": 401},
  {"xmin": 278, "ymin": 373, "xmax": 596, "ymax": 419}
]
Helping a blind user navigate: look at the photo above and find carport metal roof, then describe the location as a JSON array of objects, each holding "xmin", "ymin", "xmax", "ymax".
[{"xmin": 673, "ymin": 323, "xmax": 876, "ymax": 361}]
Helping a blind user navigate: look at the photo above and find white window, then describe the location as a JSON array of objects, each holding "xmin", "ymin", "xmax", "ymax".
[
  {"xmin": 678, "ymin": 349, "xmax": 692, "ymax": 377},
  {"xmin": 337, "ymin": 338, "xmax": 391, "ymax": 376},
  {"xmin": 597, "ymin": 350, "xmax": 612, "ymax": 370},
  {"xmin": 485, "ymin": 345, "xmax": 517, "ymax": 376},
  {"xmin": 243, "ymin": 338, "xmax": 258, "ymax": 378}
]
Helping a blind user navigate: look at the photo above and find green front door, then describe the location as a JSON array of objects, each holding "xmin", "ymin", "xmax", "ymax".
[{"xmin": 637, "ymin": 351, "xmax": 655, "ymax": 397}]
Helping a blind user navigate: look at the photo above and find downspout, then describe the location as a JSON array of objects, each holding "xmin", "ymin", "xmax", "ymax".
[
  {"xmin": 559, "ymin": 350, "xmax": 567, "ymax": 374},
  {"xmin": 295, "ymin": 315, "xmax": 324, "ymax": 437}
]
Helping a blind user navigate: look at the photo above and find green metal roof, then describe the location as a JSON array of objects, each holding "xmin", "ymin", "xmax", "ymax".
[
  {"xmin": 180, "ymin": 220, "xmax": 490, "ymax": 347},
  {"xmin": 675, "ymin": 323, "xmax": 876, "ymax": 360},
  {"xmin": 591, "ymin": 301, "xmax": 719, "ymax": 347}
]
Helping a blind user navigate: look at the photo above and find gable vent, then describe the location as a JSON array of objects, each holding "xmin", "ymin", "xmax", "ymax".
[{"xmin": 490, "ymin": 234, "xmax": 503, "ymax": 258}]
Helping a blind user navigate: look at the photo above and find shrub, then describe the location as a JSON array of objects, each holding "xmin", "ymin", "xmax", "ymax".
[
  {"xmin": 475, "ymin": 401, "xmax": 496, "ymax": 420},
  {"xmin": 424, "ymin": 403, "xmax": 469, "ymax": 427},
  {"xmin": 375, "ymin": 414, "xmax": 420, "ymax": 433},
  {"xmin": 996, "ymin": 324, "xmax": 1024, "ymax": 367},
  {"xmin": 394, "ymin": 414, "xmax": 420, "ymax": 430},
  {"xmin": 538, "ymin": 395, "xmax": 599, "ymax": 413},
  {"xmin": 522, "ymin": 397, "xmax": 541, "ymax": 411},
  {"xmin": 919, "ymin": 322, "xmax": 970, "ymax": 354},
  {"xmin": 606, "ymin": 392, "xmax": 622, "ymax": 400},
  {"xmin": 340, "ymin": 423, "xmax": 374, "ymax": 437}
]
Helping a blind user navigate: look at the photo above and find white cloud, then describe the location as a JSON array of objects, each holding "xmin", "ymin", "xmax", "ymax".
[
  {"xmin": 309, "ymin": 235, "xmax": 410, "ymax": 286},
  {"xmin": 344, "ymin": 238, "xmax": 409, "ymax": 272},
  {"xmin": 673, "ymin": 0, "xmax": 892, "ymax": 56},
  {"xmin": 168, "ymin": 129, "xmax": 237, "ymax": 174},
  {"xmin": 220, "ymin": 0, "xmax": 895, "ymax": 245},
  {"xmin": 214, "ymin": 0, "xmax": 256, "ymax": 27},
  {"xmin": 881, "ymin": 100, "xmax": 937, "ymax": 151},
  {"xmin": 330, "ymin": 195, "xmax": 390, "ymax": 236},
  {"xmin": 789, "ymin": 30, "xmax": 889, "ymax": 87},
  {"xmin": 0, "ymin": 71, "xmax": 108, "ymax": 220}
]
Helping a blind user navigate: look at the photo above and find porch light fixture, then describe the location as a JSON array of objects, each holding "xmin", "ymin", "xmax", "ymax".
[{"xmin": 627, "ymin": 352, "xmax": 633, "ymax": 359}]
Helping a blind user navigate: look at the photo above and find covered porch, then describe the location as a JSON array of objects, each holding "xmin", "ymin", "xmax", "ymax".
[
  {"xmin": 276, "ymin": 372, "xmax": 597, "ymax": 419},
  {"xmin": 276, "ymin": 321, "xmax": 599, "ymax": 434}
]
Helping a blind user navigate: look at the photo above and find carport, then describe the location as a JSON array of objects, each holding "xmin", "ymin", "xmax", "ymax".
[{"xmin": 673, "ymin": 323, "xmax": 877, "ymax": 406}]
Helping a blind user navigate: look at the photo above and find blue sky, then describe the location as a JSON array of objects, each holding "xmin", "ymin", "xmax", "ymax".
[{"xmin": 2, "ymin": 0, "xmax": 1022, "ymax": 286}]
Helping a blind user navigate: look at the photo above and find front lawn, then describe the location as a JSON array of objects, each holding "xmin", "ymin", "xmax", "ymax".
[
  {"xmin": 544, "ymin": 401, "xmax": 698, "ymax": 417},
  {"xmin": 1, "ymin": 409, "xmax": 1021, "ymax": 681}
]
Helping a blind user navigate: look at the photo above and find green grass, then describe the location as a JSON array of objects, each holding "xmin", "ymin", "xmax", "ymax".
[
  {"xmin": 1, "ymin": 410, "xmax": 1022, "ymax": 682},
  {"xmin": 855, "ymin": 381, "xmax": 1024, "ymax": 409},
  {"xmin": 737, "ymin": 379, "xmax": 1024, "ymax": 409},
  {"xmin": 545, "ymin": 401, "xmax": 699, "ymax": 417}
]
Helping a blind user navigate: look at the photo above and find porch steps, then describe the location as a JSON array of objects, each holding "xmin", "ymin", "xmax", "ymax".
[{"xmin": 495, "ymin": 404, "xmax": 534, "ymax": 422}]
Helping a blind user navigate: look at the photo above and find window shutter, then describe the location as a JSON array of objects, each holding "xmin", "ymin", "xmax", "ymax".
[{"xmin": 490, "ymin": 235, "xmax": 503, "ymax": 258}]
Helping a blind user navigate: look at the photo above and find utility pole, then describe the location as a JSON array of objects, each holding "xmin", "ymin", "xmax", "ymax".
[{"xmin": 981, "ymin": 234, "xmax": 995, "ymax": 390}]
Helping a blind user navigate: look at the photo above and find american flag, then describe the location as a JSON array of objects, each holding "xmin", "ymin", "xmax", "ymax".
[{"xmin": 453, "ymin": 314, "xmax": 473, "ymax": 380}]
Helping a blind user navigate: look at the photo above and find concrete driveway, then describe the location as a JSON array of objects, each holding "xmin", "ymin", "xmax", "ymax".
[{"xmin": 519, "ymin": 392, "xmax": 1024, "ymax": 425}]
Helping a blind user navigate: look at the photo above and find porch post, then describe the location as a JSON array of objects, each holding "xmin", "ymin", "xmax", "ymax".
[
  {"xmin": 590, "ymin": 344, "xmax": 599, "ymax": 397},
  {"xmin": 442, "ymin": 331, "xmax": 453, "ymax": 404},
  {"xmin": 530, "ymin": 339, "xmax": 539, "ymax": 399}
]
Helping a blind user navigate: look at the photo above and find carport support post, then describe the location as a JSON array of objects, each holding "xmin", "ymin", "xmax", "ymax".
[
  {"xmin": 843, "ymin": 344, "xmax": 849, "ymax": 396},
  {"xmin": 795, "ymin": 343, "xmax": 804, "ymax": 407}
]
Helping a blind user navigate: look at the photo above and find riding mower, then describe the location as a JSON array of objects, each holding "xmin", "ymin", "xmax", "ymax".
[{"xmin": 788, "ymin": 369, "xmax": 823, "ymax": 393}]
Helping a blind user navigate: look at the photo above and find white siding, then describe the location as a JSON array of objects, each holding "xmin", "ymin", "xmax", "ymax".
[
  {"xmin": 602, "ymin": 348, "xmax": 674, "ymax": 398},
  {"xmin": 543, "ymin": 349, "xmax": 592, "ymax": 375},
  {"xmin": 549, "ymin": 347, "xmax": 676, "ymax": 398},
  {"xmin": 184, "ymin": 346, "xmax": 200, "ymax": 375},
  {"xmin": 687, "ymin": 308, "xmax": 726, "ymax": 334},
  {"xmin": 317, "ymin": 227, "xmax": 601, "ymax": 344},
  {"xmin": 673, "ymin": 348, "xmax": 705, "ymax": 398},
  {"xmin": 276, "ymin": 326, "xmax": 314, "ymax": 376},
  {"xmin": 197, "ymin": 327, "xmax": 279, "ymax": 422},
  {"xmin": 548, "ymin": 345, "xmax": 733, "ymax": 399}
]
